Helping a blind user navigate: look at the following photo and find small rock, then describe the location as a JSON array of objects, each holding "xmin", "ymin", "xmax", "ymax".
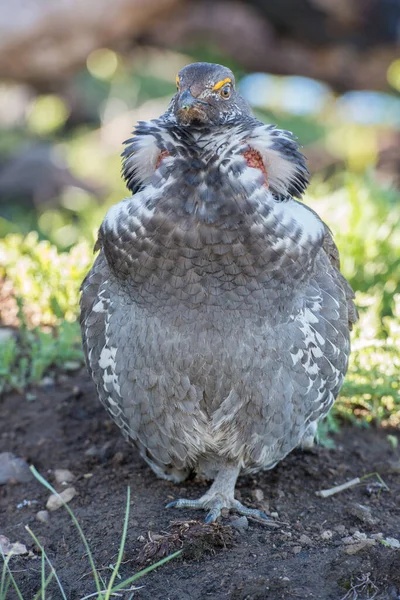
[
  {"xmin": 251, "ymin": 489, "xmax": 264, "ymax": 502},
  {"xmin": 271, "ymin": 512, "xmax": 279, "ymax": 519},
  {"xmin": 54, "ymin": 469, "xmax": 75, "ymax": 485},
  {"xmin": 137, "ymin": 535, "xmax": 145, "ymax": 542},
  {"xmin": 0, "ymin": 452, "xmax": 32, "ymax": 484},
  {"xmin": 36, "ymin": 510, "xmax": 50, "ymax": 523},
  {"xmin": 231, "ymin": 516, "xmax": 249, "ymax": 531},
  {"xmin": 353, "ymin": 531, "xmax": 367, "ymax": 541},
  {"xmin": 292, "ymin": 546, "xmax": 302, "ymax": 554},
  {"xmin": 347, "ymin": 503, "xmax": 377, "ymax": 525},
  {"xmin": 344, "ymin": 539, "xmax": 376, "ymax": 554},
  {"xmin": 370, "ymin": 532, "xmax": 384, "ymax": 540},
  {"xmin": 46, "ymin": 487, "xmax": 77, "ymax": 511},
  {"xmin": 0, "ymin": 535, "xmax": 27, "ymax": 556},
  {"xmin": 334, "ymin": 525, "xmax": 346, "ymax": 535},
  {"xmin": 299, "ymin": 534, "xmax": 313, "ymax": 546},
  {"xmin": 383, "ymin": 537, "xmax": 400, "ymax": 549},
  {"xmin": 321, "ymin": 530, "xmax": 333, "ymax": 541}
]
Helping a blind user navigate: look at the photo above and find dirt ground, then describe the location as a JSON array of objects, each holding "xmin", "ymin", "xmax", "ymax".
[{"xmin": 0, "ymin": 372, "xmax": 399, "ymax": 600}]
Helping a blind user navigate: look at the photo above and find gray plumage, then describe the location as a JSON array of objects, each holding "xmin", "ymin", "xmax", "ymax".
[{"xmin": 80, "ymin": 62, "xmax": 357, "ymax": 521}]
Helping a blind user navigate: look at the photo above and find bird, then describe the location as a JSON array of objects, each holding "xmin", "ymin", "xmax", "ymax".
[{"xmin": 80, "ymin": 62, "xmax": 358, "ymax": 523}]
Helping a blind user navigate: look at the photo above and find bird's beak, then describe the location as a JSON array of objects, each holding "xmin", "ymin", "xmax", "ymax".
[
  {"xmin": 178, "ymin": 89, "xmax": 207, "ymax": 111},
  {"xmin": 178, "ymin": 90, "xmax": 196, "ymax": 111}
]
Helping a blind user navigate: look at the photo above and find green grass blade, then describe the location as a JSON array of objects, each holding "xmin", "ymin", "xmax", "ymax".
[
  {"xmin": 104, "ymin": 487, "xmax": 130, "ymax": 600},
  {"xmin": 29, "ymin": 465, "xmax": 102, "ymax": 595},
  {"xmin": 33, "ymin": 571, "xmax": 54, "ymax": 600},
  {"xmin": 0, "ymin": 550, "xmax": 24, "ymax": 600},
  {"xmin": 110, "ymin": 550, "xmax": 182, "ymax": 593},
  {"xmin": 25, "ymin": 526, "xmax": 67, "ymax": 600}
]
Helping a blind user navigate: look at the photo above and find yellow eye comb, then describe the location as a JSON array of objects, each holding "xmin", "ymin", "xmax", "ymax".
[{"xmin": 212, "ymin": 78, "xmax": 232, "ymax": 91}]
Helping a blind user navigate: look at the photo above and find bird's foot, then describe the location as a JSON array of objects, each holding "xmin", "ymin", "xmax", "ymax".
[{"xmin": 166, "ymin": 492, "xmax": 270, "ymax": 523}]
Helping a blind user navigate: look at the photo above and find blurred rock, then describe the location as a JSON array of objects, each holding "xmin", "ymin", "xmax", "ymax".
[
  {"xmin": 0, "ymin": 144, "xmax": 101, "ymax": 210},
  {"xmin": 0, "ymin": 0, "xmax": 398, "ymax": 91},
  {"xmin": 0, "ymin": 0, "xmax": 182, "ymax": 85},
  {"xmin": 46, "ymin": 487, "xmax": 77, "ymax": 511},
  {"xmin": 0, "ymin": 452, "xmax": 32, "ymax": 484},
  {"xmin": 54, "ymin": 469, "xmax": 75, "ymax": 484},
  {"xmin": 36, "ymin": 510, "xmax": 50, "ymax": 523},
  {"xmin": 0, "ymin": 535, "xmax": 28, "ymax": 556}
]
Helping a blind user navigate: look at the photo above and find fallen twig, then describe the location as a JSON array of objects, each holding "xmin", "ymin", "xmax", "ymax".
[{"xmin": 316, "ymin": 472, "xmax": 389, "ymax": 499}]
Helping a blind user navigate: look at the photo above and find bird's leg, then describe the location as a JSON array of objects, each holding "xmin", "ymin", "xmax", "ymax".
[{"xmin": 166, "ymin": 462, "xmax": 270, "ymax": 523}]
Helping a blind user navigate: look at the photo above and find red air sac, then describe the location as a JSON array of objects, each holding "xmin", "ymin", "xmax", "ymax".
[
  {"xmin": 156, "ymin": 150, "xmax": 170, "ymax": 169},
  {"xmin": 243, "ymin": 149, "xmax": 268, "ymax": 187}
]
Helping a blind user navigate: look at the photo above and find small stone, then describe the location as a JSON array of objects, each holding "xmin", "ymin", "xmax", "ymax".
[
  {"xmin": 0, "ymin": 535, "xmax": 27, "ymax": 556},
  {"xmin": 251, "ymin": 489, "xmax": 264, "ymax": 502},
  {"xmin": 137, "ymin": 535, "xmax": 145, "ymax": 542},
  {"xmin": 383, "ymin": 537, "xmax": 400, "ymax": 549},
  {"xmin": 0, "ymin": 452, "xmax": 32, "ymax": 484},
  {"xmin": 46, "ymin": 487, "xmax": 77, "ymax": 511},
  {"xmin": 334, "ymin": 525, "xmax": 346, "ymax": 535},
  {"xmin": 370, "ymin": 532, "xmax": 383, "ymax": 540},
  {"xmin": 321, "ymin": 530, "xmax": 333, "ymax": 541},
  {"xmin": 344, "ymin": 539, "xmax": 376, "ymax": 554},
  {"xmin": 231, "ymin": 516, "xmax": 249, "ymax": 531},
  {"xmin": 342, "ymin": 536, "xmax": 355, "ymax": 545},
  {"xmin": 348, "ymin": 503, "xmax": 377, "ymax": 525},
  {"xmin": 353, "ymin": 531, "xmax": 367, "ymax": 541},
  {"xmin": 292, "ymin": 546, "xmax": 302, "ymax": 554},
  {"xmin": 299, "ymin": 534, "xmax": 313, "ymax": 546},
  {"xmin": 271, "ymin": 512, "xmax": 279, "ymax": 519},
  {"xmin": 54, "ymin": 469, "xmax": 75, "ymax": 485},
  {"xmin": 36, "ymin": 510, "xmax": 50, "ymax": 523}
]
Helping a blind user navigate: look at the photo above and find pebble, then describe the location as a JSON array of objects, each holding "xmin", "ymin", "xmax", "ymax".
[
  {"xmin": 299, "ymin": 534, "xmax": 313, "ymax": 546},
  {"xmin": 251, "ymin": 489, "xmax": 264, "ymax": 502},
  {"xmin": 344, "ymin": 539, "xmax": 376, "ymax": 555},
  {"xmin": 0, "ymin": 535, "xmax": 27, "ymax": 556},
  {"xmin": 321, "ymin": 530, "xmax": 333, "ymax": 541},
  {"xmin": 46, "ymin": 487, "xmax": 77, "ymax": 511},
  {"xmin": 292, "ymin": 546, "xmax": 302, "ymax": 554},
  {"xmin": 270, "ymin": 512, "xmax": 279, "ymax": 519},
  {"xmin": 334, "ymin": 525, "xmax": 347, "ymax": 535},
  {"xmin": 54, "ymin": 469, "xmax": 75, "ymax": 485},
  {"xmin": 0, "ymin": 452, "xmax": 32, "ymax": 484},
  {"xmin": 383, "ymin": 537, "xmax": 400, "ymax": 549},
  {"xmin": 347, "ymin": 503, "xmax": 377, "ymax": 525},
  {"xmin": 36, "ymin": 510, "xmax": 50, "ymax": 523},
  {"xmin": 230, "ymin": 516, "xmax": 249, "ymax": 531}
]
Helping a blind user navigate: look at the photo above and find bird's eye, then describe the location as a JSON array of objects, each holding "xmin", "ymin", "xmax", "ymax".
[
  {"xmin": 175, "ymin": 75, "xmax": 180, "ymax": 90},
  {"xmin": 220, "ymin": 84, "xmax": 231, "ymax": 99}
]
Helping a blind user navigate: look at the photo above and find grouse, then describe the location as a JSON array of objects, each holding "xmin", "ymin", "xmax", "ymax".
[{"xmin": 80, "ymin": 62, "xmax": 357, "ymax": 522}]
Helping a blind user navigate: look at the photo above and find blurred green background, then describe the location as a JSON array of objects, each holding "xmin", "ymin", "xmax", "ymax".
[{"xmin": 0, "ymin": 0, "xmax": 399, "ymax": 429}]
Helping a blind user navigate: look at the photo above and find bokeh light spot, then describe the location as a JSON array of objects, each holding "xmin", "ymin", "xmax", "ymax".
[
  {"xmin": 387, "ymin": 59, "xmax": 400, "ymax": 92},
  {"xmin": 27, "ymin": 95, "xmax": 69, "ymax": 134},
  {"xmin": 87, "ymin": 48, "xmax": 119, "ymax": 80}
]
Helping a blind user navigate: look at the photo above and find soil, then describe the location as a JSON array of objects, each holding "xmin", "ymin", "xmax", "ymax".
[{"xmin": 0, "ymin": 372, "xmax": 399, "ymax": 600}]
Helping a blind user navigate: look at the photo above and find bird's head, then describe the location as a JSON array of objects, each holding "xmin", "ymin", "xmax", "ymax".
[{"xmin": 170, "ymin": 62, "xmax": 251, "ymax": 127}]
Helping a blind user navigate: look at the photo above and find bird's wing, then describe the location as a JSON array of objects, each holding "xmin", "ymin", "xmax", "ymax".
[
  {"xmin": 80, "ymin": 250, "xmax": 133, "ymax": 440},
  {"xmin": 322, "ymin": 226, "xmax": 358, "ymax": 330}
]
